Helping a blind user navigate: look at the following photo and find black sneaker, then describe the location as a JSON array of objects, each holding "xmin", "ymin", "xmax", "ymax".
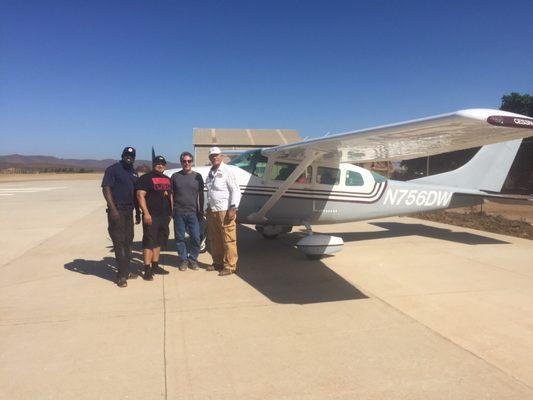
[
  {"xmin": 188, "ymin": 260, "xmax": 199, "ymax": 270},
  {"xmin": 152, "ymin": 265, "xmax": 169, "ymax": 275},
  {"xmin": 178, "ymin": 260, "xmax": 188, "ymax": 271},
  {"xmin": 117, "ymin": 277, "xmax": 128, "ymax": 287},
  {"xmin": 143, "ymin": 266, "xmax": 154, "ymax": 281}
]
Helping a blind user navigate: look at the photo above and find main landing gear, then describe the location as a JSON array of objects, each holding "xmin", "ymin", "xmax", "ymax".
[
  {"xmin": 256, "ymin": 222, "xmax": 344, "ymax": 259},
  {"xmin": 255, "ymin": 224, "xmax": 292, "ymax": 239},
  {"xmin": 295, "ymin": 222, "xmax": 344, "ymax": 260}
]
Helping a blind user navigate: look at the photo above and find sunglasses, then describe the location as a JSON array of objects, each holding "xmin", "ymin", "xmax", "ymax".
[{"xmin": 181, "ymin": 159, "xmax": 193, "ymax": 164}]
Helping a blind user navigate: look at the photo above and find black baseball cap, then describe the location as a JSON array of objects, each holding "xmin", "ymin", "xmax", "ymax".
[
  {"xmin": 121, "ymin": 147, "xmax": 136, "ymax": 157},
  {"xmin": 153, "ymin": 155, "xmax": 167, "ymax": 165}
]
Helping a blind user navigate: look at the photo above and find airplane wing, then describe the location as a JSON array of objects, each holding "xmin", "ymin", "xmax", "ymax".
[
  {"xmin": 223, "ymin": 149, "xmax": 260, "ymax": 156},
  {"xmin": 262, "ymin": 109, "xmax": 533, "ymax": 163},
  {"xmin": 452, "ymin": 191, "xmax": 533, "ymax": 204}
]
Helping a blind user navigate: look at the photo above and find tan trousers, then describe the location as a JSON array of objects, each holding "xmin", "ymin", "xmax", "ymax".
[{"xmin": 207, "ymin": 210, "xmax": 238, "ymax": 271}]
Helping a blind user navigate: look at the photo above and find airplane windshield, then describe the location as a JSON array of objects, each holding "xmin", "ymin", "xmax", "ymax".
[{"xmin": 228, "ymin": 150, "xmax": 268, "ymax": 178}]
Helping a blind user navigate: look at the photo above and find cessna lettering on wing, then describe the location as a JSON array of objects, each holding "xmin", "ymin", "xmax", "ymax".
[
  {"xmin": 383, "ymin": 189, "xmax": 452, "ymax": 207},
  {"xmin": 514, "ymin": 118, "xmax": 533, "ymax": 127}
]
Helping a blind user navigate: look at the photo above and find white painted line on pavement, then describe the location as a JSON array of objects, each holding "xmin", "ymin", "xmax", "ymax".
[{"xmin": 0, "ymin": 186, "xmax": 68, "ymax": 198}]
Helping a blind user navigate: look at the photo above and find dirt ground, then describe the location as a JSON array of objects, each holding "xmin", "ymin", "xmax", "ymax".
[
  {"xmin": 477, "ymin": 201, "xmax": 533, "ymax": 223},
  {"xmin": 413, "ymin": 202, "xmax": 533, "ymax": 240}
]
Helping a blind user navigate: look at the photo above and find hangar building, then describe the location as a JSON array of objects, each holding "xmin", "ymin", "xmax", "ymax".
[{"xmin": 193, "ymin": 128, "xmax": 302, "ymax": 165}]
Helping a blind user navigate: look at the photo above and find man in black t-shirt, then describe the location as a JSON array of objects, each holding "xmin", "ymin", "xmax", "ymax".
[
  {"xmin": 101, "ymin": 147, "xmax": 141, "ymax": 288},
  {"xmin": 136, "ymin": 156, "xmax": 173, "ymax": 281}
]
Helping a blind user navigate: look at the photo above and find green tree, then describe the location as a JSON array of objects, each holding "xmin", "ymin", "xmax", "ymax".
[
  {"xmin": 500, "ymin": 92, "xmax": 533, "ymax": 193},
  {"xmin": 500, "ymin": 92, "xmax": 533, "ymax": 117}
]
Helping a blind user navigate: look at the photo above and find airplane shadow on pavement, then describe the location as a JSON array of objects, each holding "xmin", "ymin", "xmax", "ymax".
[
  {"xmin": 235, "ymin": 225, "xmax": 368, "ymax": 305},
  {"xmin": 64, "ymin": 226, "xmax": 368, "ymax": 303},
  {"xmin": 317, "ymin": 221, "xmax": 509, "ymax": 245}
]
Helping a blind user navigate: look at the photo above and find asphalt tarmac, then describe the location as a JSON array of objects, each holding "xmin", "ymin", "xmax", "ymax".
[{"xmin": 1, "ymin": 178, "xmax": 532, "ymax": 399}]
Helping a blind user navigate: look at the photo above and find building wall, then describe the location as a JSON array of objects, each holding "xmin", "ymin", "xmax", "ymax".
[{"xmin": 193, "ymin": 128, "xmax": 302, "ymax": 166}]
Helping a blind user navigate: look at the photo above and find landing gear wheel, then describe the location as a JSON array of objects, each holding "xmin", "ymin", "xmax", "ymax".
[{"xmin": 256, "ymin": 224, "xmax": 292, "ymax": 239}]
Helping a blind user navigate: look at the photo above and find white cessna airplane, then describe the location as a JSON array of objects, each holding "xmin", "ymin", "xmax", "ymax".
[{"xmin": 166, "ymin": 108, "xmax": 533, "ymax": 258}]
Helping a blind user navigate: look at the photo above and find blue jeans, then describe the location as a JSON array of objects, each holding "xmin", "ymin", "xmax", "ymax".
[{"xmin": 173, "ymin": 212, "xmax": 200, "ymax": 262}]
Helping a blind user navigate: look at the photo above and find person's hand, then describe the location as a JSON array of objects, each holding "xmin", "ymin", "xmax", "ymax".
[
  {"xmin": 110, "ymin": 208, "xmax": 120, "ymax": 221},
  {"xmin": 143, "ymin": 213, "xmax": 153, "ymax": 226},
  {"xmin": 227, "ymin": 207, "xmax": 237, "ymax": 221},
  {"xmin": 135, "ymin": 212, "xmax": 141, "ymax": 225}
]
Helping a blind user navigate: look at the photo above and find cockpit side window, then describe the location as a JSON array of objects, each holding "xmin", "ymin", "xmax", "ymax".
[
  {"xmin": 296, "ymin": 166, "xmax": 313, "ymax": 184},
  {"xmin": 270, "ymin": 162, "xmax": 296, "ymax": 181},
  {"xmin": 316, "ymin": 166, "xmax": 340, "ymax": 185},
  {"xmin": 228, "ymin": 150, "xmax": 268, "ymax": 178},
  {"xmin": 270, "ymin": 162, "xmax": 312, "ymax": 183}
]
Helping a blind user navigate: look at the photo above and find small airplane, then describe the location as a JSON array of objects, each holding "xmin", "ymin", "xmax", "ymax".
[{"xmin": 166, "ymin": 108, "xmax": 533, "ymax": 258}]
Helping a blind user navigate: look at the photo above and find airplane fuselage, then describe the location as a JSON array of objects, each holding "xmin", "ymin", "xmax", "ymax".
[{"xmin": 166, "ymin": 158, "xmax": 478, "ymax": 227}]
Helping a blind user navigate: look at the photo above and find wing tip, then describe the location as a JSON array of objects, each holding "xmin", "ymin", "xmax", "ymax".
[{"xmin": 456, "ymin": 108, "xmax": 530, "ymax": 121}]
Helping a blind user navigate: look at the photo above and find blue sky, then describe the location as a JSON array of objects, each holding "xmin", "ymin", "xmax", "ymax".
[{"xmin": 1, "ymin": 0, "xmax": 532, "ymax": 160}]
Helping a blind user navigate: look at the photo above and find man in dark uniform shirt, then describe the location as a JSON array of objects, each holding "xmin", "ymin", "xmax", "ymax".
[
  {"xmin": 101, "ymin": 147, "xmax": 141, "ymax": 288},
  {"xmin": 171, "ymin": 152, "xmax": 205, "ymax": 271},
  {"xmin": 136, "ymin": 155, "xmax": 173, "ymax": 281}
]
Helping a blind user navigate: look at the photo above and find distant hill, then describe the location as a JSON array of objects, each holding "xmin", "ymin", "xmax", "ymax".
[{"xmin": 0, "ymin": 154, "xmax": 180, "ymax": 173}]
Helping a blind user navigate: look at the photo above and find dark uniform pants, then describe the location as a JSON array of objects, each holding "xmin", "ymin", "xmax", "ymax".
[{"xmin": 107, "ymin": 207, "xmax": 134, "ymax": 279}]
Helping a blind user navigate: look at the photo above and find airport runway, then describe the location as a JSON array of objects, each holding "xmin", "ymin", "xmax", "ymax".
[{"xmin": 1, "ymin": 178, "xmax": 532, "ymax": 400}]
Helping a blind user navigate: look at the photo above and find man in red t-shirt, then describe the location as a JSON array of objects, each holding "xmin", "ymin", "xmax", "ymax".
[{"xmin": 136, "ymin": 156, "xmax": 173, "ymax": 280}]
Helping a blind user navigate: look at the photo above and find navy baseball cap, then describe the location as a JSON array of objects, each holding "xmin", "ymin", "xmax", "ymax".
[
  {"xmin": 153, "ymin": 155, "xmax": 167, "ymax": 165},
  {"xmin": 121, "ymin": 147, "xmax": 136, "ymax": 157}
]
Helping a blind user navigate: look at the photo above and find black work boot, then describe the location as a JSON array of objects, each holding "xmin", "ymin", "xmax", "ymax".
[
  {"xmin": 152, "ymin": 262, "xmax": 169, "ymax": 275},
  {"xmin": 143, "ymin": 265, "xmax": 153, "ymax": 281}
]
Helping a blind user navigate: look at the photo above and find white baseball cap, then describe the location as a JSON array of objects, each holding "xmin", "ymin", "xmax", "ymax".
[{"xmin": 209, "ymin": 146, "xmax": 222, "ymax": 156}]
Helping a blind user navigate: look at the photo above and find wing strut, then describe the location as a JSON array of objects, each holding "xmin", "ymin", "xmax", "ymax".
[{"xmin": 247, "ymin": 150, "xmax": 322, "ymax": 223}]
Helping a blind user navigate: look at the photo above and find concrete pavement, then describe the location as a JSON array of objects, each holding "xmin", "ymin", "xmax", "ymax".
[{"xmin": 0, "ymin": 178, "xmax": 532, "ymax": 399}]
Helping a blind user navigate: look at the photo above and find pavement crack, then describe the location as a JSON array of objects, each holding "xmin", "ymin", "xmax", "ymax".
[{"xmin": 162, "ymin": 261, "xmax": 168, "ymax": 400}]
